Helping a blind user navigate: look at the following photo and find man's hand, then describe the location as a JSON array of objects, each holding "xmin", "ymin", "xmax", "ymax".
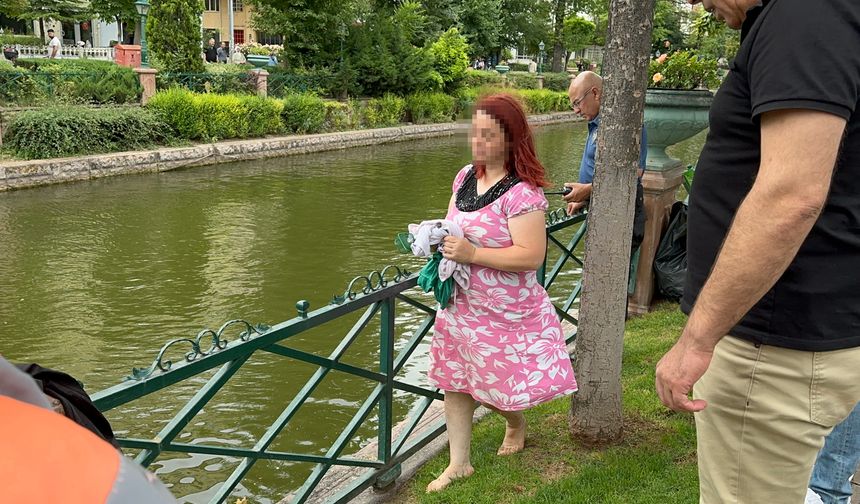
[
  {"xmin": 655, "ymin": 333, "xmax": 713, "ymax": 412},
  {"xmin": 566, "ymin": 201, "xmax": 586, "ymax": 215},
  {"xmin": 563, "ymin": 182, "xmax": 592, "ymax": 203}
]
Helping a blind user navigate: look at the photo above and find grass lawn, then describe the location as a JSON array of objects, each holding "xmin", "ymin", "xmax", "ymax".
[{"xmin": 392, "ymin": 303, "xmax": 698, "ymax": 504}]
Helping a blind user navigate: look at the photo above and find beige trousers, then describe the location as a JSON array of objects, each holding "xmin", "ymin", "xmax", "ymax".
[{"xmin": 693, "ymin": 336, "xmax": 860, "ymax": 504}]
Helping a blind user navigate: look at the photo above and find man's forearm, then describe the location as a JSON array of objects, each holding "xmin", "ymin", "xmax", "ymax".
[{"xmin": 684, "ymin": 186, "xmax": 823, "ymax": 349}]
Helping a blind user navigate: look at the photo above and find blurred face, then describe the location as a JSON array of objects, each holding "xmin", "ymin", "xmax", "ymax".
[
  {"xmin": 568, "ymin": 83, "xmax": 600, "ymax": 121},
  {"xmin": 208, "ymin": 38, "xmax": 215, "ymax": 46},
  {"xmin": 470, "ymin": 111, "xmax": 507, "ymax": 167},
  {"xmin": 688, "ymin": 0, "xmax": 758, "ymax": 30}
]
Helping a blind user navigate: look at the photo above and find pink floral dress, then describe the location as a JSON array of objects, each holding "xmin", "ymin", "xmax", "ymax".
[{"xmin": 428, "ymin": 166, "xmax": 578, "ymax": 411}]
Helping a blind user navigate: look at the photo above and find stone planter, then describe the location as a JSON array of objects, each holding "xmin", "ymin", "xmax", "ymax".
[{"xmin": 644, "ymin": 88, "xmax": 713, "ymax": 171}]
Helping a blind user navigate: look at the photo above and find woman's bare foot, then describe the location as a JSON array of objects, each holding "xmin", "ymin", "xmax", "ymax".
[
  {"xmin": 426, "ymin": 464, "xmax": 475, "ymax": 492},
  {"xmin": 497, "ymin": 413, "xmax": 526, "ymax": 456}
]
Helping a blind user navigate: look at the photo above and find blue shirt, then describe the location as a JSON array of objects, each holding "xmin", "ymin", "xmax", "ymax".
[{"xmin": 578, "ymin": 115, "xmax": 648, "ymax": 184}]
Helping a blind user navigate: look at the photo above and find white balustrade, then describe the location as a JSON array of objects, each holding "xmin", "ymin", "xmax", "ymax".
[{"xmin": 12, "ymin": 45, "xmax": 115, "ymax": 61}]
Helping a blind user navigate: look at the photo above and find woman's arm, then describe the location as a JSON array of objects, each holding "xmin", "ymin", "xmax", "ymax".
[{"xmin": 441, "ymin": 211, "xmax": 546, "ymax": 272}]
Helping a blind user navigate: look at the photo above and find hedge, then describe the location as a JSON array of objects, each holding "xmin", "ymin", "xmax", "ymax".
[
  {"xmin": 1, "ymin": 59, "xmax": 142, "ymax": 105},
  {"xmin": 406, "ymin": 92, "xmax": 456, "ymax": 124},
  {"xmin": 281, "ymin": 93, "xmax": 327, "ymax": 134},
  {"xmin": 147, "ymin": 88, "xmax": 283, "ymax": 140},
  {"xmin": 4, "ymin": 106, "xmax": 168, "ymax": 160}
]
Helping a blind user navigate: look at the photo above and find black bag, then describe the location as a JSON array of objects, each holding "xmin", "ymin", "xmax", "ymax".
[
  {"xmin": 16, "ymin": 363, "xmax": 120, "ymax": 448},
  {"xmin": 654, "ymin": 200, "xmax": 688, "ymax": 300}
]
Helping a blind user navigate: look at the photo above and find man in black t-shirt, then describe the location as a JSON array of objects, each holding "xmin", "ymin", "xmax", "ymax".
[{"xmin": 655, "ymin": 1, "xmax": 860, "ymax": 503}]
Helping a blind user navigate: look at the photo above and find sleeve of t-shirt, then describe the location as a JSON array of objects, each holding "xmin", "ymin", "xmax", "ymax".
[
  {"xmin": 747, "ymin": 0, "xmax": 860, "ymax": 121},
  {"xmin": 451, "ymin": 164, "xmax": 472, "ymax": 194},
  {"xmin": 503, "ymin": 183, "xmax": 549, "ymax": 219}
]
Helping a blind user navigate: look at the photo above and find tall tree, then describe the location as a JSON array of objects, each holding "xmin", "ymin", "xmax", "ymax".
[
  {"xmin": 147, "ymin": 0, "xmax": 205, "ymax": 73},
  {"xmin": 651, "ymin": 0, "xmax": 687, "ymax": 51},
  {"xmin": 10, "ymin": 0, "xmax": 89, "ymax": 22},
  {"xmin": 569, "ymin": 0, "xmax": 655, "ymax": 444},
  {"xmin": 89, "ymin": 0, "xmax": 138, "ymax": 29},
  {"xmin": 562, "ymin": 15, "xmax": 595, "ymax": 63},
  {"xmin": 550, "ymin": 0, "xmax": 567, "ymax": 71},
  {"xmin": 457, "ymin": 0, "xmax": 502, "ymax": 59}
]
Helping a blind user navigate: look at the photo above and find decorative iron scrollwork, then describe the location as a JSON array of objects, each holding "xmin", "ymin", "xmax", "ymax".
[
  {"xmin": 128, "ymin": 319, "xmax": 270, "ymax": 381},
  {"xmin": 331, "ymin": 265, "xmax": 411, "ymax": 305}
]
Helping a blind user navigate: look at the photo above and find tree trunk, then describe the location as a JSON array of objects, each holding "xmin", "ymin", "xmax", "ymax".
[
  {"xmin": 551, "ymin": 0, "xmax": 566, "ymax": 72},
  {"xmin": 569, "ymin": 0, "xmax": 655, "ymax": 445}
]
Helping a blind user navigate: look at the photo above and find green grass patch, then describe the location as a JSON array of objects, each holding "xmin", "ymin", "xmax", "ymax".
[{"xmin": 393, "ymin": 303, "xmax": 697, "ymax": 504}]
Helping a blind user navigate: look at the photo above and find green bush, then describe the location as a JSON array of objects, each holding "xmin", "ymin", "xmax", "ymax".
[
  {"xmin": 6, "ymin": 59, "xmax": 142, "ymax": 105},
  {"xmin": 507, "ymin": 71, "xmax": 539, "ymax": 90},
  {"xmin": 649, "ymin": 51, "xmax": 720, "ymax": 90},
  {"xmin": 463, "ymin": 70, "xmax": 504, "ymax": 88},
  {"xmin": 406, "ymin": 92, "xmax": 456, "ymax": 124},
  {"xmin": 429, "ymin": 28, "xmax": 470, "ymax": 93},
  {"xmin": 323, "ymin": 101, "xmax": 357, "ymax": 131},
  {"xmin": 148, "ymin": 88, "xmax": 283, "ymax": 140},
  {"xmin": 157, "ymin": 70, "xmax": 257, "ymax": 95},
  {"xmin": 542, "ymin": 72, "xmax": 572, "ymax": 92},
  {"xmin": 239, "ymin": 94, "xmax": 283, "ymax": 137},
  {"xmin": 146, "ymin": 87, "xmax": 203, "ymax": 139},
  {"xmin": 147, "ymin": 0, "xmax": 205, "ymax": 73},
  {"xmin": 0, "ymin": 34, "xmax": 42, "ymax": 46},
  {"xmin": 362, "ymin": 93, "xmax": 406, "ymax": 128},
  {"xmin": 281, "ymin": 93, "xmax": 327, "ymax": 134},
  {"xmin": 518, "ymin": 89, "xmax": 570, "ymax": 114},
  {"xmin": 509, "ymin": 63, "xmax": 530, "ymax": 72},
  {"xmin": 5, "ymin": 106, "xmax": 168, "ymax": 160}
]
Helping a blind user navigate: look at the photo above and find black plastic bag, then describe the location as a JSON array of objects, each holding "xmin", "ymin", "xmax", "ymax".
[{"xmin": 654, "ymin": 200, "xmax": 688, "ymax": 301}]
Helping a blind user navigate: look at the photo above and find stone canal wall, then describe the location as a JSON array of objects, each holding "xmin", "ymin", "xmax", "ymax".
[{"xmin": 0, "ymin": 112, "xmax": 580, "ymax": 192}]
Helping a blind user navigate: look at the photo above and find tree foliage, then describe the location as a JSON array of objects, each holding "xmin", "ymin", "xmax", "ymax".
[
  {"xmin": 562, "ymin": 15, "xmax": 595, "ymax": 54},
  {"xmin": 89, "ymin": 0, "xmax": 138, "ymax": 26},
  {"xmin": 7, "ymin": 0, "xmax": 89, "ymax": 22},
  {"xmin": 147, "ymin": 0, "xmax": 205, "ymax": 73},
  {"xmin": 429, "ymin": 27, "xmax": 470, "ymax": 92}
]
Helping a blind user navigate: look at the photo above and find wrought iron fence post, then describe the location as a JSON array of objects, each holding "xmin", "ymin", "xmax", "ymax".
[{"xmin": 374, "ymin": 296, "xmax": 400, "ymax": 490}]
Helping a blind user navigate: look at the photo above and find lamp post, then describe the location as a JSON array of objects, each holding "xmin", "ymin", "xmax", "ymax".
[
  {"xmin": 134, "ymin": 0, "xmax": 150, "ymax": 67},
  {"xmin": 538, "ymin": 40, "xmax": 545, "ymax": 75}
]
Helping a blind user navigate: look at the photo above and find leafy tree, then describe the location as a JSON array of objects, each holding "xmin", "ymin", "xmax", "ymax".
[
  {"xmin": 562, "ymin": 15, "xmax": 595, "ymax": 61},
  {"xmin": 147, "ymin": 0, "xmax": 205, "ymax": 73},
  {"xmin": 499, "ymin": 0, "xmax": 552, "ymax": 59},
  {"xmin": 651, "ymin": 0, "xmax": 687, "ymax": 52},
  {"xmin": 429, "ymin": 27, "xmax": 470, "ymax": 92},
  {"xmin": 421, "ymin": 0, "xmax": 459, "ymax": 38},
  {"xmin": 457, "ymin": 0, "xmax": 502, "ymax": 59},
  {"xmin": 90, "ymin": 0, "xmax": 138, "ymax": 28},
  {"xmin": 686, "ymin": 9, "xmax": 739, "ymax": 61},
  {"xmin": 8, "ymin": 0, "xmax": 89, "ymax": 22}
]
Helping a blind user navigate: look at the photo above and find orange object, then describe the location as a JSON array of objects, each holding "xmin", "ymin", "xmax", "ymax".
[
  {"xmin": 114, "ymin": 44, "xmax": 142, "ymax": 68},
  {"xmin": 0, "ymin": 396, "xmax": 120, "ymax": 503}
]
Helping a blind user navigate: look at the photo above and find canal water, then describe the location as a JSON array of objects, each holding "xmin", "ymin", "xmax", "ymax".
[{"xmin": 0, "ymin": 122, "xmax": 706, "ymax": 503}]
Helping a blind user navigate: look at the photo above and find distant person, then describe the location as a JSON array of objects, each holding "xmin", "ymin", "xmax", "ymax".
[
  {"xmin": 46, "ymin": 28, "xmax": 62, "ymax": 59},
  {"xmin": 267, "ymin": 49, "xmax": 278, "ymax": 67},
  {"xmin": 204, "ymin": 38, "xmax": 217, "ymax": 63},
  {"xmin": 216, "ymin": 41, "xmax": 229, "ymax": 63},
  {"xmin": 3, "ymin": 45, "xmax": 18, "ymax": 64}
]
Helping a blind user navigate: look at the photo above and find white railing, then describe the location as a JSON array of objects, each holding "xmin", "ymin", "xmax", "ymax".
[{"xmin": 13, "ymin": 45, "xmax": 115, "ymax": 61}]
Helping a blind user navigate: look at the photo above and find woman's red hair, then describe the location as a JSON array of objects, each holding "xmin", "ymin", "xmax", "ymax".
[{"xmin": 473, "ymin": 94, "xmax": 549, "ymax": 188}]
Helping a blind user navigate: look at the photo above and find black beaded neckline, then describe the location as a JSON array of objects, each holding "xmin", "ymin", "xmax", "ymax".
[{"xmin": 455, "ymin": 165, "xmax": 520, "ymax": 212}]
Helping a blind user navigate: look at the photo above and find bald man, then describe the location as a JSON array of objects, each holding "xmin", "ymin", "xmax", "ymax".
[{"xmin": 563, "ymin": 71, "xmax": 647, "ymax": 252}]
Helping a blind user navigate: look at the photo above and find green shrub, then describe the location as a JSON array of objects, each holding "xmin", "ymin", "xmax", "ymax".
[
  {"xmin": 518, "ymin": 89, "xmax": 570, "ymax": 114},
  {"xmin": 147, "ymin": 0, "xmax": 205, "ymax": 73},
  {"xmin": 405, "ymin": 92, "xmax": 456, "ymax": 124},
  {"xmin": 157, "ymin": 70, "xmax": 257, "ymax": 95},
  {"xmin": 5, "ymin": 106, "xmax": 168, "ymax": 160},
  {"xmin": 0, "ymin": 34, "xmax": 42, "ymax": 46},
  {"xmin": 463, "ymin": 69, "xmax": 504, "ymax": 88},
  {"xmin": 507, "ymin": 71, "xmax": 539, "ymax": 90},
  {"xmin": 429, "ymin": 28, "xmax": 470, "ymax": 93},
  {"xmin": 542, "ymin": 72, "xmax": 572, "ymax": 92},
  {"xmin": 362, "ymin": 93, "xmax": 406, "ymax": 128},
  {"xmin": 147, "ymin": 88, "xmax": 203, "ymax": 139},
  {"xmin": 148, "ymin": 89, "xmax": 283, "ymax": 140},
  {"xmin": 239, "ymin": 94, "xmax": 283, "ymax": 136},
  {"xmin": 509, "ymin": 62, "xmax": 530, "ymax": 72},
  {"xmin": 196, "ymin": 93, "xmax": 249, "ymax": 139},
  {"xmin": 281, "ymin": 93, "xmax": 327, "ymax": 134},
  {"xmin": 323, "ymin": 101, "xmax": 357, "ymax": 131},
  {"xmin": 6, "ymin": 59, "xmax": 142, "ymax": 104}
]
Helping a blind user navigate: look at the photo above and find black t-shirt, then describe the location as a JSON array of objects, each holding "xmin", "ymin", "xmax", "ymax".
[
  {"xmin": 681, "ymin": 0, "xmax": 860, "ymax": 351},
  {"xmin": 205, "ymin": 46, "xmax": 218, "ymax": 63}
]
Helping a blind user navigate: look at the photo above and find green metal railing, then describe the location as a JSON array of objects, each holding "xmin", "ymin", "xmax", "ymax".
[
  {"xmin": 267, "ymin": 73, "xmax": 330, "ymax": 97},
  {"xmin": 156, "ymin": 72, "xmax": 259, "ymax": 95},
  {"xmin": 91, "ymin": 209, "xmax": 587, "ymax": 504}
]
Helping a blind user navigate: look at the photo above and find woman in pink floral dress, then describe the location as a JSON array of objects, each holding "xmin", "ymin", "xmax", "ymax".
[{"xmin": 426, "ymin": 94, "xmax": 578, "ymax": 492}]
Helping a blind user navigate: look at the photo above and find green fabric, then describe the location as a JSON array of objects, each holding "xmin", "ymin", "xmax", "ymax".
[{"xmin": 417, "ymin": 252, "xmax": 454, "ymax": 308}]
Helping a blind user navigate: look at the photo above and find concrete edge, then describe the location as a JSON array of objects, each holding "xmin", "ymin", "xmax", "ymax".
[{"xmin": 0, "ymin": 113, "xmax": 581, "ymax": 193}]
